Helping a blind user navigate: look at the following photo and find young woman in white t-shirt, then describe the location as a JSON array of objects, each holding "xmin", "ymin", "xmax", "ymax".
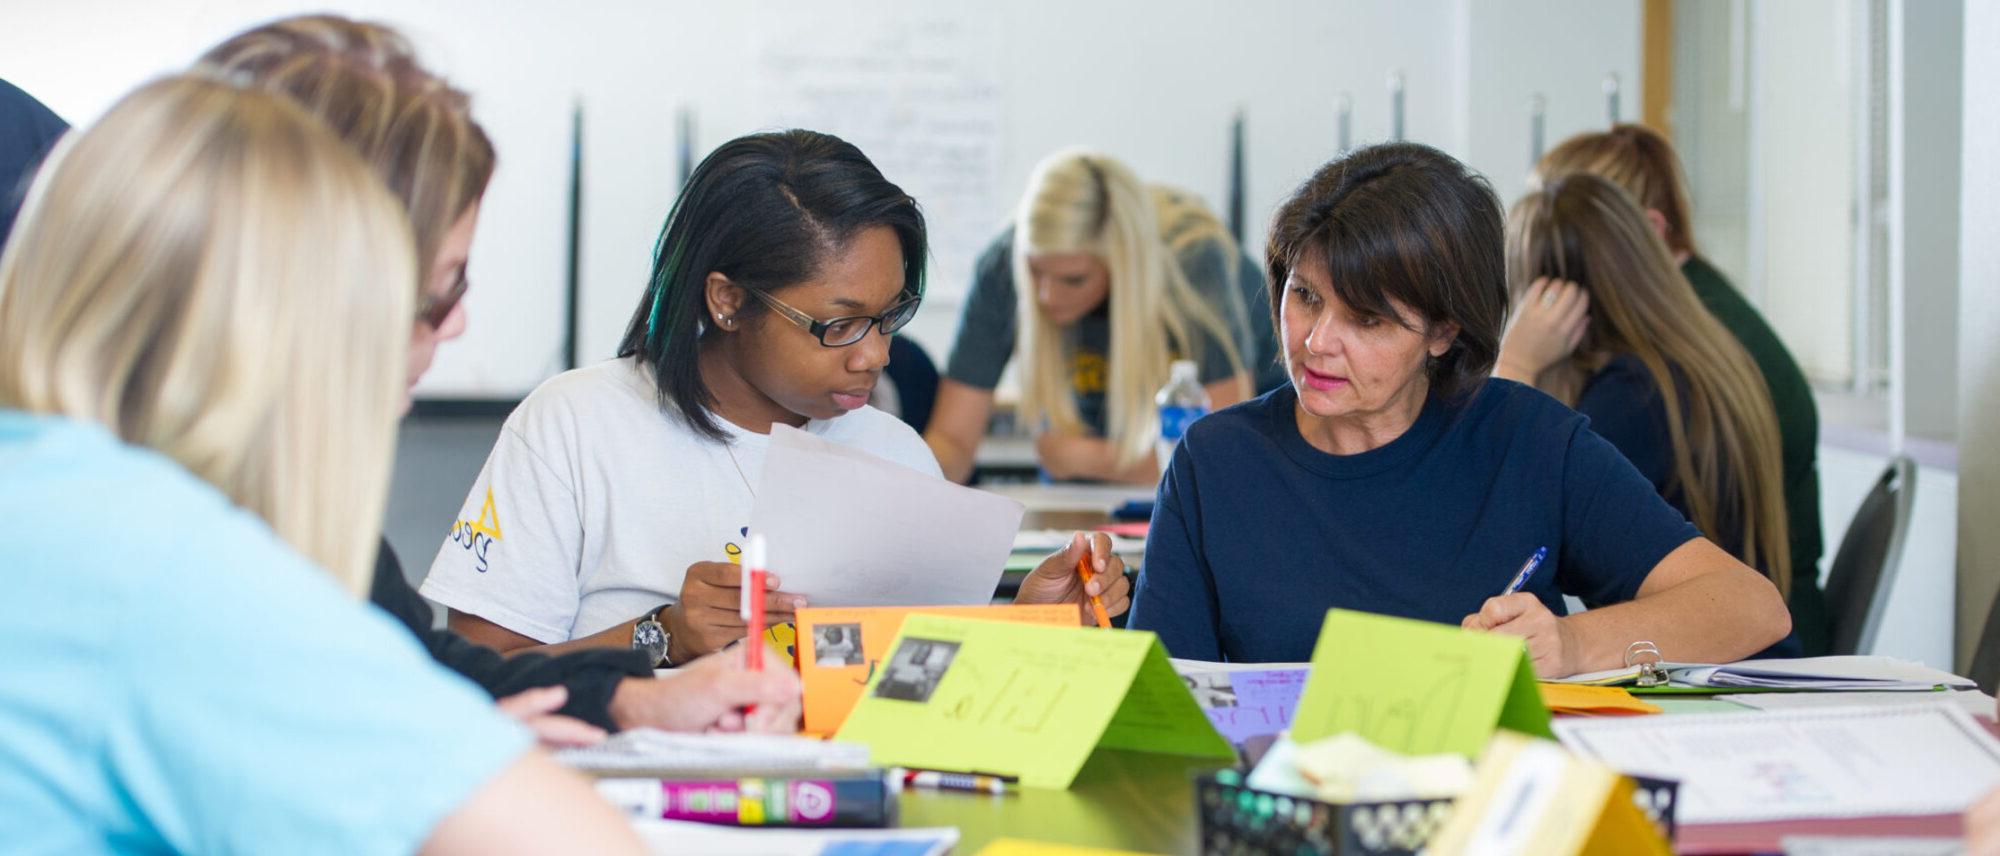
[{"xmin": 422, "ymin": 130, "xmax": 1129, "ymax": 665}]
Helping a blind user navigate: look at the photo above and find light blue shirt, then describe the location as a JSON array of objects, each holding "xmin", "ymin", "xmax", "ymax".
[{"xmin": 0, "ymin": 411, "xmax": 531, "ymax": 855}]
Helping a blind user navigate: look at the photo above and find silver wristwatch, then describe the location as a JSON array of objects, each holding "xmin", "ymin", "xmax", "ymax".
[{"xmin": 632, "ymin": 606, "xmax": 672, "ymax": 667}]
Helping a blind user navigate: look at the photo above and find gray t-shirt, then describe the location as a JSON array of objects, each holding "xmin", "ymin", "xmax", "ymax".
[{"xmin": 944, "ymin": 216, "xmax": 1270, "ymax": 436}]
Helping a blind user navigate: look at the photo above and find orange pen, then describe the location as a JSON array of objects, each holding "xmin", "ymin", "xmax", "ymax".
[{"xmin": 1075, "ymin": 537, "xmax": 1112, "ymax": 629}]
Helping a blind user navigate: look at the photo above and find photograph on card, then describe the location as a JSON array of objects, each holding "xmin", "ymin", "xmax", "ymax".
[
  {"xmin": 812, "ymin": 623, "xmax": 864, "ymax": 667},
  {"xmin": 874, "ymin": 637, "xmax": 960, "ymax": 702}
]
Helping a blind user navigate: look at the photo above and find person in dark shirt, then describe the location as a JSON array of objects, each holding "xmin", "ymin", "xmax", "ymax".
[
  {"xmin": 0, "ymin": 78, "xmax": 67, "ymax": 253},
  {"xmin": 1494, "ymin": 173, "xmax": 1803, "ymax": 659},
  {"xmin": 1531, "ymin": 124, "xmax": 1830, "ymax": 655},
  {"xmin": 192, "ymin": 15, "xmax": 798, "ymax": 737},
  {"xmin": 1127, "ymin": 143, "xmax": 1790, "ymax": 674}
]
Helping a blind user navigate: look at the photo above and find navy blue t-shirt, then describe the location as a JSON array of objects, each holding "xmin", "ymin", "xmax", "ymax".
[
  {"xmin": 1576, "ymin": 354, "xmax": 1803, "ymax": 658},
  {"xmin": 1129, "ymin": 379, "xmax": 1703, "ymax": 662}
]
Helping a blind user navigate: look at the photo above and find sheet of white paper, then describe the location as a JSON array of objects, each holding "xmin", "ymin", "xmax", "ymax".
[
  {"xmin": 633, "ymin": 819, "xmax": 959, "ymax": 856},
  {"xmin": 1554, "ymin": 705, "xmax": 2000, "ymax": 823},
  {"xmin": 1778, "ymin": 836, "xmax": 1964, "ymax": 856},
  {"xmin": 749, "ymin": 425, "xmax": 1024, "ymax": 607},
  {"xmin": 1721, "ymin": 690, "xmax": 1995, "ymax": 719},
  {"xmin": 556, "ymin": 729, "xmax": 870, "ymax": 775}
]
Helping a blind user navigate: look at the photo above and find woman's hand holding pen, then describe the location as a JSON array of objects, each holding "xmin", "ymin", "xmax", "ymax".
[
  {"xmin": 666, "ymin": 561, "xmax": 805, "ymax": 662},
  {"xmin": 1461, "ymin": 593, "xmax": 1580, "ymax": 678},
  {"xmin": 1018, "ymin": 531, "xmax": 1131, "ymax": 625}
]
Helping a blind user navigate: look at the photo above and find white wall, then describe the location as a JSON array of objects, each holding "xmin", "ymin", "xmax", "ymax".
[
  {"xmin": 0, "ymin": 0, "xmax": 1641, "ymax": 398},
  {"xmin": 1956, "ymin": 0, "xmax": 2000, "ymax": 669}
]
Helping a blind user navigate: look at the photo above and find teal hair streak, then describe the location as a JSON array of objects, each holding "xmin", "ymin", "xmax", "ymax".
[{"xmin": 644, "ymin": 236, "xmax": 690, "ymax": 347}]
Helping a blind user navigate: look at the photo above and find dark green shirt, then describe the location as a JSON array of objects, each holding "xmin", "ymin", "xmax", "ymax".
[{"xmin": 1681, "ymin": 255, "xmax": 1831, "ymax": 655}]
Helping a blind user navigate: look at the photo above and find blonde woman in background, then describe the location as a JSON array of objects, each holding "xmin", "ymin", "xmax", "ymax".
[
  {"xmin": 1529, "ymin": 123, "xmax": 1830, "ymax": 655},
  {"xmin": 0, "ymin": 77, "xmax": 639, "ymax": 854},
  {"xmin": 926, "ymin": 150, "xmax": 1255, "ymax": 484},
  {"xmin": 193, "ymin": 13, "xmax": 800, "ymax": 742},
  {"xmin": 1495, "ymin": 172, "xmax": 1803, "ymax": 658}
]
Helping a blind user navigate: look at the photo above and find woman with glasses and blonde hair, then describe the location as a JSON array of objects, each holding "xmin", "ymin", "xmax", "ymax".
[
  {"xmin": 423, "ymin": 130, "xmax": 1129, "ymax": 666},
  {"xmin": 1494, "ymin": 171, "xmax": 1803, "ymax": 657},
  {"xmin": 0, "ymin": 76, "xmax": 638, "ymax": 854},
  {"xmin": 1520, "ymin": 123, "xmax": 1830, "ymax": 654},
  {"xmin": 926, "ymin": 150, "xmax": 1256, "ymax": 484},
  {"xmin": 193, "ymin": 13, "xmax": 801, "ymax": 743}
]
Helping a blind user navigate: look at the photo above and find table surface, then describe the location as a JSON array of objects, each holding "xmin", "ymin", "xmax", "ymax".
[{"xmin": 891, "ymin": 696, "xmax": 1968, "ymax": 855}]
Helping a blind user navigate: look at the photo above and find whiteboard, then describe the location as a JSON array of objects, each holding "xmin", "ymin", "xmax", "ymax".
[{"xmin": 0, "ymin": 0, "xmax": 1639, "ymax": 398}]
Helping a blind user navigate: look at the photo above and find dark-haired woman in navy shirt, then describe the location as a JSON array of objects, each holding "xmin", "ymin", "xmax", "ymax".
[{"xmin": 1126, "ymin": 143, "xmax": 1791, "ymax": 676}]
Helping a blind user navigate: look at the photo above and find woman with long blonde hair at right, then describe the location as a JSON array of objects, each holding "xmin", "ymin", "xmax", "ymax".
[
  {"xmin": 927, "ymin": 150, "xmax": 1255, "ymax": 484},
  {"xmin": 1494, "ymin": 172, "xmax": 1802, "ymax": 657},
  {"xmin": 0, "ymin": 75, "xmax": 638, "ymax": 853}
]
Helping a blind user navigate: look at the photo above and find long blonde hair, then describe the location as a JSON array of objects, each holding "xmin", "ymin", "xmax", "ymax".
[
  {"xmin": 1533, "ymin": 124, "xmax": 1698, "ymax": 258},
  {"xmin": 194, "ymin": 14, "xmax": 495, "ymax": 303},
  {"xmin": 1506, "ymin": 173, "xmax": 1790, "ymax": 594},
  {"xmin": 1014, "ymin": 151, "xmax": 1243, "ymax": 467},
  {"xmin": 0, "ymin": 76, "xmax": 416, "ymax": 594}
]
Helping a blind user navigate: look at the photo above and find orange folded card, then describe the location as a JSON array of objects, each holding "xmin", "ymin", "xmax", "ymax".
[{"xmin": 796, "ymin": 604, "xmax": 1078, "ymax": 735}]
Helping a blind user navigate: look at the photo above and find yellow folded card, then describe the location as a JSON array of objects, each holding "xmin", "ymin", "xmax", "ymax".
[
  {"xmin": 835, "ymin": 615, "xmax": 1233, "ymax": 789},
  {"xmin": 1538, "ymin": 683, "xmax": 1663, "ymax": 716},
  {"xmin": 1427, "ymin": 731, "xmax": 1670, "ymax": 855},
  {"xmin": 1291, "ymin": 609, "xmax": 1553, "ymax": 755},
  {"xmin": 795, "ymin": 604, "xmax": 1078, "ymax": 736}
]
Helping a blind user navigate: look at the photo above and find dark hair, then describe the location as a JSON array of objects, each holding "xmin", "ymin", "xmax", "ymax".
[
  {"xmin": 616, "ymin": 129, "xmax": 927, "ymax": 441},
  {"xmin": 1265, "ymin": 142, "xmax": 1506, "ymax": 401}
]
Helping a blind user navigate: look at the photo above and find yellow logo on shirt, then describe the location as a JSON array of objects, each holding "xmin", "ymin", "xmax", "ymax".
[
  {"xmin": 448, "ymin": 486, "xmax": 503, "ymax": 573},
  {"xmin": 1070, "ymin": 349, "xmax": 1107, "ymax": 394}
]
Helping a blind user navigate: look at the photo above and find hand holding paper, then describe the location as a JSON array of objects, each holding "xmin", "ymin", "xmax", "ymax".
[{"xmin": 749, "ymin": 425, "xmax": 1024, "ymax": 608}]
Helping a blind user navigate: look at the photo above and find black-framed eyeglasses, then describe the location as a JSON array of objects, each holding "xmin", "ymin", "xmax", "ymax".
[
  {"xmin": 745, "ymin": 288, "xmax": 921, "ymax": 347},
  {"xmin": 417, "ymin": 268, "xmax": 468, "ymax": 329}
]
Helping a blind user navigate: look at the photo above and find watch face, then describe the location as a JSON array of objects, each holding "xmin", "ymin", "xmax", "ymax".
[{"xmin": 633, "ymin": 620, "xmax": 667, "ymax": 663}]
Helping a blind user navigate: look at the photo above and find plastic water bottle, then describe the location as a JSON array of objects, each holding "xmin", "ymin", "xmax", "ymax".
[{"xmin": 1156, "ymin": 360, "xmax": 1210, "ymax": 471}]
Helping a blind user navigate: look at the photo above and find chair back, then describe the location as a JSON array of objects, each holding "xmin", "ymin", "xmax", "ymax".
[{"xmin": 1823, "ymin": 455, "xmax": 1917, "ymax": 655}]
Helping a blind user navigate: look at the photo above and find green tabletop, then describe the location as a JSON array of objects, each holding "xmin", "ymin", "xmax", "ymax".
[{"xmin": 899, "ymin": 749, "xmax": 1229, "ymax": 854}]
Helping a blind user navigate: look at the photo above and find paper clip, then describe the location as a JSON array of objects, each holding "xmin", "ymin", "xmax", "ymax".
[{"xmin": 1625, "ymin": 641, "xmax": 1667, "ymax": 688}]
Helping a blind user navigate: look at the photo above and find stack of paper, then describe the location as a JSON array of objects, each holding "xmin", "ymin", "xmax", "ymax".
[
  {"xmin": 556, "ymin": 730, "xmax": 871, "ymax": 776},
  {"xmin": 1554, "ymin": 705, "xmax": 2000, "ymax": 823},
  {"xmin": 1551, "ymin": 655, "xmax": 1976, "ymax": 692},
  {"xmin": 1675, "ymin": 656, "xmax": 1976, "ymax": 691}
]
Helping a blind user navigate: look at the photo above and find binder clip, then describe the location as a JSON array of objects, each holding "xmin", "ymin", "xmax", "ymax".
[{"xmin": 1625, "ymin": 641, "xmax": 1667, "ymax": 688}]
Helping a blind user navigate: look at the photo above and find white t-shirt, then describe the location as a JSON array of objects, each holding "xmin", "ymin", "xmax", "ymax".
[{"xmin": 419, "ymin": 357, "xmax": 941, "ymax": 643}]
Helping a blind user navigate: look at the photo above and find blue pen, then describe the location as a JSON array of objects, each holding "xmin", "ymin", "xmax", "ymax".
[{"xmin": 1502, "ymin": 547, "xmax": 1548, "ymax": 595}]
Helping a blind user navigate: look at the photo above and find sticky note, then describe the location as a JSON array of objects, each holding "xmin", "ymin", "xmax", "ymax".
[
  {"xmin": 796, "ymin": 605, "xmax": 1077, "ymax": 735},
  {"xmin": 1290, "ymin": 609, "xmax": 1553, "ymax": 755},
  {"xmin": 1538, "ymin": 683, "xmax": 1662, "ymax": 716},
  {"xmin": 835, "ymin": 616, "xmax": 1233, "ymax": 789}
]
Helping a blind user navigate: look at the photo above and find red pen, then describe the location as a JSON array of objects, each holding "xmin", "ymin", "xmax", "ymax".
[
  {"xmin": 1075, "ymin": 536, "xmax": 1112, "ymax": 629},
  {"xmin": 743, "ymin": 534, "xmax": 768, "ymax": 714}
]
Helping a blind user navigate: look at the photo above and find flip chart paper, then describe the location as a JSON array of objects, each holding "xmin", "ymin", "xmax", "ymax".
[
  {"xmin": 796, "ymin": 604, "xmax": 1077, "ymax": 735},
  {"xmin": 1290, "ymin": 609, "xmax": 1552, "ymax": 754},
  {"xmin": 749, "ymin": 425, "xmax": 1024, "ymax": 607},
  {"xmin": 835, "ymin": 616, "xmax": 1232, "ymax": 788}
]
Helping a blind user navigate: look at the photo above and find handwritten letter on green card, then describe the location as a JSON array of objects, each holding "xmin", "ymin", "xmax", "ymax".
[
  {"xmin": 835, "ymin": 615, "xmax": 1232, "ymax": 789},
  {"xmin": 1290, "ymin": 609, "xmax": 1552, "ymax": 755}
]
